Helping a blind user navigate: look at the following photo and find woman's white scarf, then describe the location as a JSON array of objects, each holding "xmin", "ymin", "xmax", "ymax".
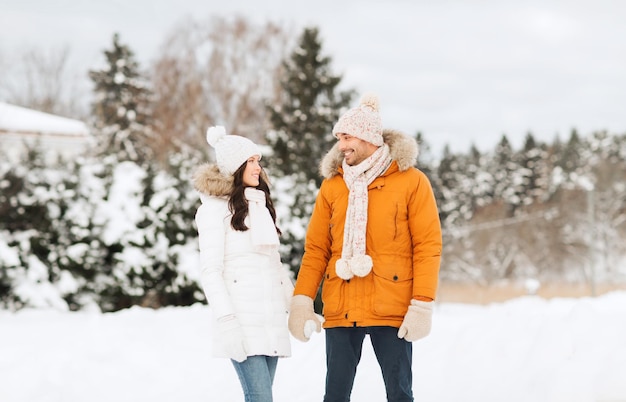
[
  {"xmin": 336, "ymin": 145, "xmax": 392, "ymax": 280},
  {"xmin": 244, "ymin": 188, "xmax": 279, "ymax": 252}
]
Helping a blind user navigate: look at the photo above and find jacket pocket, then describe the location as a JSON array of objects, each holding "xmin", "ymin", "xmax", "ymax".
[
  {"xmin": 321, "ymin": 265, "xmax": 345, "ymax": 319},
  {"xmin": 371, "ymin": 269, "xmax": 412, "ymax": 318}
]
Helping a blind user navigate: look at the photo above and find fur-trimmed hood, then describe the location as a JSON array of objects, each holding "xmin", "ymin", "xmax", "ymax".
[
  {"xmin": 319, "ymin": 129, "xmax": 419, "ymax": 179},
  {"xmin": 192, "ymin": 163, "xmax": 233, "ymax": 198}
]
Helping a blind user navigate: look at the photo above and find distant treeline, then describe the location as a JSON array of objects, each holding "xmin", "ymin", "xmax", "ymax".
[{"xmin": 426, "ymin": 129, "xmax": 626, "ymax": 288}]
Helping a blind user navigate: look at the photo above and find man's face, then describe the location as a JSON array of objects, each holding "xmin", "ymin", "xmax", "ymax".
[{"xmin": 337, "ymin": 133, "xmax": 377, "ymax": 166}]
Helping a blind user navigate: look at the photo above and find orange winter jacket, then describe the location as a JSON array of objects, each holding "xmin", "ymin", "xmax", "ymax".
[{"xmin": 293, "ymin": 129, "xmax": 442, "ymax": 329}]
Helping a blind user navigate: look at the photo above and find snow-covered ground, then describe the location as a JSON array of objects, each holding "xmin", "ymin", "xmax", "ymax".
[{"xmin": 2, "ymin": 291, "xmax": 625, "ymax": 402}]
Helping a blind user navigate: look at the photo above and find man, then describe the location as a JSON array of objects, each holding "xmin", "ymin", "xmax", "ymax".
[{"xmin": 288, "ymin": 93, "xmax": 442, "ymax": 402}]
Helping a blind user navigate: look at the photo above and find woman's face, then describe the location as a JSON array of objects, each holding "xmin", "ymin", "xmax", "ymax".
[{"xmin": 242, "ymin": 155, "xmax": 262, "ymax": 187}]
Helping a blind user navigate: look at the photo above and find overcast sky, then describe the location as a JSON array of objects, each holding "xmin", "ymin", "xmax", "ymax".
[{"xmin": 1, "ymin": 0, "xmax": 625, "ymax": 154}]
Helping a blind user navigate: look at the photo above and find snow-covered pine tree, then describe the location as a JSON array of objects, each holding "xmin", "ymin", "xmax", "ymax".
[
  {"xmin": 489, "ymin": 134, "xmax": 517, "ymax": 216},
  {"xmin": 89, "ymin": 33, "xmax": 153, "ymax": 164},
  {"xmin": 131, "ymin": 150, "xmax": 206, "ymax": 309},
  {"xmin": 435, "ymin": 145, "xmax": 464, "ymax": 227},
  {"xmin": 0, "ymin": 147, "xmax": 83, "ymax": 310},
  {"xmin": 512, "ymin": 133, "xmax": 550, "ymax": 208},
  {"xmin": 556, "ymin": 129, "xmax": 584, "ymax": 175},
  {"xmin": 456, "ymin": 144, "xmax": 492, "ymax": 221},
  {"xmin": 265, "ymin": 27, "xmax": 353, "ymax": 276}
]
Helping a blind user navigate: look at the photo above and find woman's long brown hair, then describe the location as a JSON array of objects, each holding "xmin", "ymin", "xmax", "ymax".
[{"xmin": 228, "ymin": 161, "xmax": 281, "ymax": 235}]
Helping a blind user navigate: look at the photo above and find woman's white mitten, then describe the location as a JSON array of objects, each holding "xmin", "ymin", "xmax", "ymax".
[{"xmin": 217, "ymin": 315, "xmax": 247, "ymax": 362}]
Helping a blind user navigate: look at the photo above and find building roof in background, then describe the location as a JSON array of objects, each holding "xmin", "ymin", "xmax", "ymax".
[{"xmin": 0, "ymin": 102, "xmax": 88, "ymax": 137}]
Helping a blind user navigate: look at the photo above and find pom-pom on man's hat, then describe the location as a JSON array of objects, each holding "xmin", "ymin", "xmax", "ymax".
[
  {"xmin": 332, "ymin": 93, "xmax": 383, "ymax": 146},
  {"xmin": 206, "ymin": 126, "xmax": 261, "ymax": 176}
]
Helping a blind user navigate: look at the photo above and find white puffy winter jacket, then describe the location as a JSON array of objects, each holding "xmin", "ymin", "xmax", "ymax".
[{"xmin": 193, "ymin": 163, "xmax": 293, "ymax": 359}]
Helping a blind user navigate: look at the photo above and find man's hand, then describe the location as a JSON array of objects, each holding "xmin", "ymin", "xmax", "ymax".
[
  {"xmin": 397, "ymin": 299, "xmax": 433, "ymax": 342},
  {"xmin": 288, "ymin": 295, "xmax": 323, "ymax": 342}
]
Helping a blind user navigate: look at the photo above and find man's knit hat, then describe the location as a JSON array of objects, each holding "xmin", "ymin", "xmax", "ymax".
[
  {"xmin": 332, "ymin": 93, "xmax": 383, "ymax": 146},
  {"xmin": 206, "ymin": 126, "xmax": 261, "ymax": 176}
]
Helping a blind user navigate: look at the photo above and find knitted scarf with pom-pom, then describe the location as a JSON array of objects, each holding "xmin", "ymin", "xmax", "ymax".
[{"xmin": 336, "ymin": 145, "xmax": 391, "ymax": 280}]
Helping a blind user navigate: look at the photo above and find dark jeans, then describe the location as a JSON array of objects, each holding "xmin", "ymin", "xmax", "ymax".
[{"xmin": 324, "ymin": 326, "xmax": 413, "ymax": 402}]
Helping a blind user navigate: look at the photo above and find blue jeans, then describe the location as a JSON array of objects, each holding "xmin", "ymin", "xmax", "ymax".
[
  {"xmin": 324, "ymin": 326, "xmax": 413, "ymax": 402},
  {"xmin": 231, "ymin": 355, "xmax": 278, "ymax": 402}
]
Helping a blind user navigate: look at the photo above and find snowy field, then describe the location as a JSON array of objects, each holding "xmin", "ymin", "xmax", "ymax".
[{"xmin": 2, "ymin": 291, "xmax": 626, "ymax": 402}]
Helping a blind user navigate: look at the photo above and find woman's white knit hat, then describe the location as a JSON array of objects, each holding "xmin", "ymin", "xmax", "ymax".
[
  {"xmin": 206, "ymin": 126, "xmax": 261, "ymax": 175},
  {"xmin": 332, "ymin": 93, "xmax": 383, "ymax": 146}
]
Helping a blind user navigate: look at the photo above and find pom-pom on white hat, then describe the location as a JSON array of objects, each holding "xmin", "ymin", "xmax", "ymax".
[
  {"xmin": 206, "ymin": 126, "xmax": 261, "ymax": 176},
  {"xmin": 332, "ymin": 93, "xmax": 383, "ymax": 146}
]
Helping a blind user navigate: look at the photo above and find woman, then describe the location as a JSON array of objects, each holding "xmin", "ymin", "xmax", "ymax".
[{"xmin": 193, "ymin": 126, "xmax": 293, "ymax": 402}]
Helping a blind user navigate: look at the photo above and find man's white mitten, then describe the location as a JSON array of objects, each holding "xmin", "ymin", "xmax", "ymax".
[
  {"xmin": 288, "ymin": 295, "xmax": 322, "ymax": 342},
  {"xmin": 217, "ymin": 315, "xmax": 247, "ymax": 362},
  {"xmin": 397, "ymin": 299, "xmax": 433, "ymax": 342}
]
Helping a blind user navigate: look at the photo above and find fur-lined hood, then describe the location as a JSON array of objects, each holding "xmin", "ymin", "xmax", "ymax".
[
  {"xmin": 319, "ymin": 129, "xmax": 419, "ymax": 179},
  {"xmin": 192, "ymin": 163, "xmax": 233, "ymax": 198}
]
